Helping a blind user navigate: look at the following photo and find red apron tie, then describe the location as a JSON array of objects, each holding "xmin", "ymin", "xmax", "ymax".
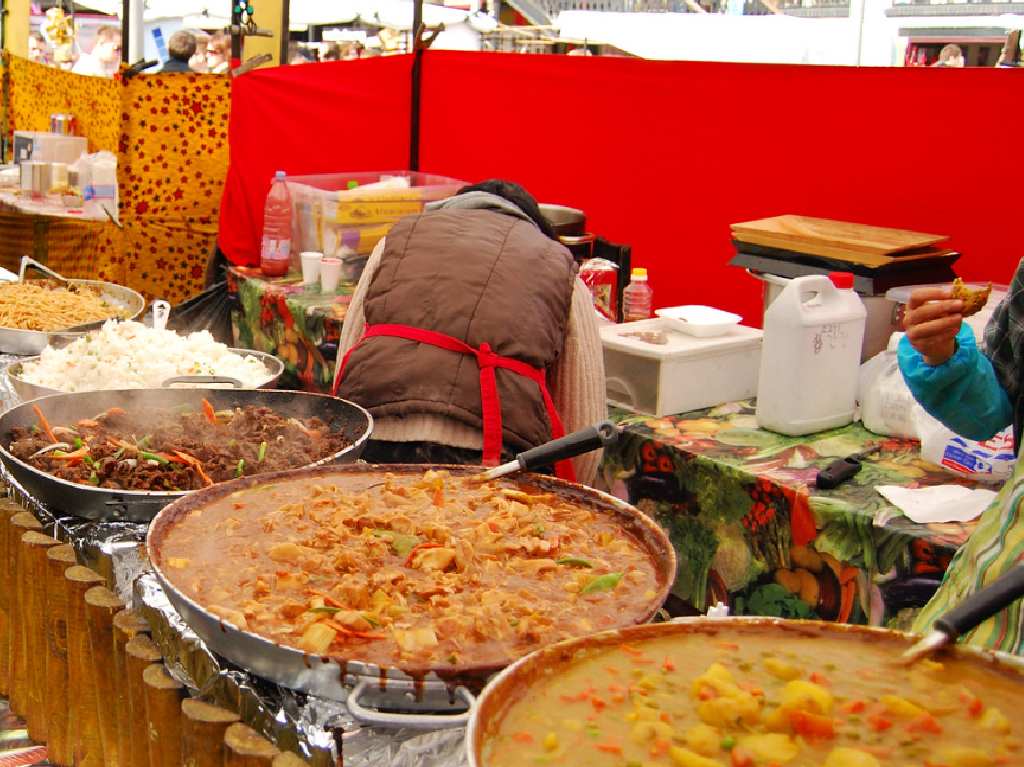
[{"xmin": 334, "ymin": 323, "xmax": 575, "ymax": 482}]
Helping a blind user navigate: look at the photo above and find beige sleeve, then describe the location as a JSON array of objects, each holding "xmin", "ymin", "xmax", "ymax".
[
  {"xmin": 336, "ymin": 237, "xmax": 386, "ymax": 376},
  {"xmin": 552, "ymin": 278, "xmax": 607, "ymax": 486}
]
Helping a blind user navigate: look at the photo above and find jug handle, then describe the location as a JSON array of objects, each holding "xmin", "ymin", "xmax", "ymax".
[{"xmin": 793, "ymin": 274, "xmax": 839, "ymax": 306}]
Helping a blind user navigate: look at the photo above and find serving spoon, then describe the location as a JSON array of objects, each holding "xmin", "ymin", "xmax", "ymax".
[
  {"xmin": 902, "ymin": 565, "xmax": 1024, "ymax": 663},
  {"xmin": 477, "ymin": 420, "xmax": 619, "ymax": 481}
]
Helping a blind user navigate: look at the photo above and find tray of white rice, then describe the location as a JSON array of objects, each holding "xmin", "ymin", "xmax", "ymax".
[{"xmin": 4, "ymin": 321, "xmax": 284, "ymax": 402}]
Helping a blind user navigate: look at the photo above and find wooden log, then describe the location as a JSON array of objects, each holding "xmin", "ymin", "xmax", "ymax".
[
  {"xmin": 113, "ymin": 611, "xmax": 151, "ymax": 767},
  {"xmin": 85, "ymin": 586, "xmax": 125, "ymax": 767},
  {"xmin": 125, "ymin": 634, "xmax": 162, "ymax": 767},
  {"xmin": 223, "ymin": 723, "xmax": 280, "ymax": 767},
  {"xmin": 19, "ymin": 530, "xmax": 58, "ymax": 742},
  {"xmin": 0, "ymin": 498, "xmax": 22, "ymax": 696},
  {"xmin": 8, "ymin": 511, "xmax": 41, "ymax": 716},
  {"xmin": 272, "ymin": 753, "xmax": 309, "ymax": 767},
  {"xmin": 180, "ymin": 699, "xmax": 239, "ymax": 767},
  {"xmin": 64, "ymin": 565, "xmax": 105, "ymax": 767},
  {"xmin": 44, "ymin": 543, "xmax": 78, "ymax": 767},
  {"xmin": 142, "ymin": 664, "xmax": 184, "ymax": 767}
]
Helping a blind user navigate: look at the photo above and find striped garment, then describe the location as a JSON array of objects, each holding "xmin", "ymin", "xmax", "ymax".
[{"xmin": 911, "ymin": 458, "xmax": 1024, "ymax": 652}]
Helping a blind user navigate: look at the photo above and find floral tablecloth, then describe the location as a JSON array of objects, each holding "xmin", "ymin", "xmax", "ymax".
[
  {"xmin": 600, "ymin": 401, "xmax": 985, "ymax": 629},
  {"xmin": 227, "ymin": 267, "xmax": 354, "ymax": 392}
]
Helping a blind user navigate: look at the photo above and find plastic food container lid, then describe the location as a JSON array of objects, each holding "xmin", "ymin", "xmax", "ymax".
[{"xmin": 655, "ymin": 305, "xmax": 742, "ymax": 337}]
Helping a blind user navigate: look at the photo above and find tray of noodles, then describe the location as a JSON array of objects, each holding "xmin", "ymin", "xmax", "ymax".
[{"xmin": 0, "ymin": 278, "xmax": 145, "ymax": 355}]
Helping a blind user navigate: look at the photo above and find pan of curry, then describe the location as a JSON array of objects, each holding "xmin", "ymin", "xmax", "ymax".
[
  {"xmin": 147, "ymin": 464, "xmax": 676, "ymax": 727},
  {"xmin": 468, "ymin": 617, "xmax": 1024, "ymax": 767}
]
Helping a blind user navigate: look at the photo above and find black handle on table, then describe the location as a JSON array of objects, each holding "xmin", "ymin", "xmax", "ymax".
[
  {"xmin": 815, "ymin": 456, "xmax": 864, "ymax": 490},
  {"xmin": 935, "ymin": 565, "xmax": 1024, "ymax": 639},
  {"xmin": 516, "ymin": 421, "xmax": 619, "ymax": 472}
]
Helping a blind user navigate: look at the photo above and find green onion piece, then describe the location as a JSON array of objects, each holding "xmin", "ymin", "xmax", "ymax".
[
  {"xmin": 308, "ymin": 606, "xmax": 340, "ymax": 615},
  {"xmin": 112, "ymin": 448, "xmax": 125, "ymax": 460},
  {"xmin": 83, "ymin": 455, "xmax": 95, "ymax": 467},
  {"xmin": 139, "ymin": 451, "xmax": 169, "ymax": 465},
  {"xmin": 73, "ymin": 437, "xmax": 83, "ymax": 449},
  {"xmin": 52, "ymin": 450, "xmax": 68, "ymax": 458},
  {"xmin": 139, "ymin": 435, "xmax": 151, "ymax": 449},
  {"xmin": 362, "ymin": 613, "xmax": 380, "ymax": 628},
  {"xmin": 580, "ymin": 572, "xmax": 623, "ymax": 595},
  {"xmin": 88, "ymin": 472, "xmax": 100, "ymax": 486},
  {"xmin": 258, "ymin": 441, "xmax": 267, "ymax": 462},
  {"xmin": 556, "ymin": 557, "xmax": 593, "ymax": 568},
  {"xmin": 235, "ymin": 459, "xmax": 245, "ymax": 477},
  {"xmin": 721, "ymin": 736, "xmax": 736, "ymax": 751},
  {"xmin": 584, "ymin": 725, "xmax": 601, "ymax": 739}
]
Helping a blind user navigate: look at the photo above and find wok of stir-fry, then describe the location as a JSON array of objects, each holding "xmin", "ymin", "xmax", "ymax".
[{"xmin": 8, "ymin": 400, "xmax": 350, "ymax": 491}]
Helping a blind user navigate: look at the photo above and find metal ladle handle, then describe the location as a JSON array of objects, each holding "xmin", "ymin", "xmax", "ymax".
[{"xmin": 151, "ymin": 300, "xmax": 171, "ymax": 332}]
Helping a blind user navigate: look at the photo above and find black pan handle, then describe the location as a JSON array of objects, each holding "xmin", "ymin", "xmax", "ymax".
[
  {"xmin": 515, "ymin": 421, "xmax": 618, "ymax": 473},
  {"xmin": 162, "ymin": 375, "xmax": 243, "ymax": 389},
  {"xmin": 935, "ymin": 565, "xmax": 1024, "ymax": 639}
]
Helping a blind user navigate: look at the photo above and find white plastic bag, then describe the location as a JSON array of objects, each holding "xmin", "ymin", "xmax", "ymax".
[
  {"xmin": 916, "ymin": 408, "xmax": 1016, "ymax": 483},
  {"xmin": 857, "ymin": 348, "xmax": 921, "ymax": 439}
]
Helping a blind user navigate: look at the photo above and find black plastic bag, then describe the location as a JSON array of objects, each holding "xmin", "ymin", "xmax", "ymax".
[{"xmin": 167, "ymin": 281, "xmax": 234, "ymax": 345}]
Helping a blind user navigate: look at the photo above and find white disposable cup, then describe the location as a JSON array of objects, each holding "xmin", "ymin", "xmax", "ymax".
[
  {"xmin": 321, "ymin": 257, "xmax": 342, "ymax": 293},
  {"xmin": 300, "ymin": 251, "xmax": 323, "ymax": 285}
]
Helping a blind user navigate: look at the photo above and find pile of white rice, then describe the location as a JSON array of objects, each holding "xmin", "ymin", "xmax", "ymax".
[{"xmin": 19, "ymin": 321, "xmax": 272, "ymax": 392}]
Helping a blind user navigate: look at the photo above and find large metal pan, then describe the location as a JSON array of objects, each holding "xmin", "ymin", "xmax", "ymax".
[
  {"xmin": 0, "ymin": 278, "xmax": 146, "ymax": 355},
  {"xmin": 147, "ymin": 464, "xmax": 676, "ymax": 728},
  {"xmin": 466, "ymin": 617, "xmax": 1024, "ymax": 767},
  {"xmin": 0, "ymin": 388, "xmax": 372, "ymax": 521},
  {"xmin": 4, "ymin": 348, "xmax": 285, "ymax": 402}
]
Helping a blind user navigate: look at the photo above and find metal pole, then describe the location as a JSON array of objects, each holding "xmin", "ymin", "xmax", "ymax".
[
  {"xmin": 231, "ymin": 2, "xmax": 241, "ymax": 60},
  {"xmin": 121, "ymin": 0, "xmax": 129, "ymax": 63},
  {"xmin": 280, "ymin": 0, "xmax": 290, "ymax": 64},
  {"xmin": 409, "ymin": 0, "xmax": 423, "ymax": 171}
]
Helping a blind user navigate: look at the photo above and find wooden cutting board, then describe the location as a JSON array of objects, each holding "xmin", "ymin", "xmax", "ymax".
[{"xmin": 731, "ymin": 215, "xmax": 949, "ymax": 263}]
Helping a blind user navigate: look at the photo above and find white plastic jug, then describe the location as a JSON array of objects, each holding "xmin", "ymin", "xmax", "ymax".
[{"xmin": 755, "ymin": 274, "xmax": 866, "ymax": 436}]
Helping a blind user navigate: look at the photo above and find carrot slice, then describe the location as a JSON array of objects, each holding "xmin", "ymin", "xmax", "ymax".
[
  {"xmin": 512, "ymin": 732, "xmax": 534, "ymax": 744},
  {"xmin": 172, "ymin": 450, "xmax": 214, "ymax": 487},
  {"xmin": 594, "ymin": 741, "xmax": 622, "ymax": 755},
  {"xmin": 789, "ymin": 710, "xmax": 836, "ymax": 740},
  {"xmin": 324, "ymin": 619, "xmax": 385, "ymax": 640},
  {"xmin": 51, "ymin": 447, "xmax": 90, "ymax": 461},
  {"xmin": 404, "ymin": 541, "xmax": 442, "ymax": 567},
  {"xmin": 201, "ymin": 399, "xmax": 217, "ymax": 425},
  {"xmin": 32, "ymin": 404, "xmax": 57, "ymax": 443}
]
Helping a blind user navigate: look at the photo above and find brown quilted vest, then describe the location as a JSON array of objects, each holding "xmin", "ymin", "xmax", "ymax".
[{"xmin": 337, "ymin": 208, "xmax": 577, "ymax": 452}]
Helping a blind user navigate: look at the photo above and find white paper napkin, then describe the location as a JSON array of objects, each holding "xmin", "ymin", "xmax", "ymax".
[{"xmin": 875, "ymin": 484, "xmax": 997, "ymax": 524}]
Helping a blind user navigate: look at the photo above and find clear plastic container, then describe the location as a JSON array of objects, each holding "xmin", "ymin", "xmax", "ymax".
[
  {"xmin": 260, "ymin": 170, "xmax": 293, "ymax": 278},
  {"xmin": 622, "ymin": 267, "xmax": 654, "ymax": 322}
]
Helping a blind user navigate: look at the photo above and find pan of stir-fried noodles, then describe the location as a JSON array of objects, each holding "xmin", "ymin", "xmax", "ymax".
[
  {"xmin": 147, "ymin": 464, "xmax": 675, "ymax": 726},
  {"xmin": 0, "ymin": 278, "xmax": 144, "ymax": 354}
]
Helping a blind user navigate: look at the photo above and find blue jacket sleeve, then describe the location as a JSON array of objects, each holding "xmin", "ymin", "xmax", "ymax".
[{"xmin": 897, "ymin": 324, "xmax": 1013, "ymax": 441}]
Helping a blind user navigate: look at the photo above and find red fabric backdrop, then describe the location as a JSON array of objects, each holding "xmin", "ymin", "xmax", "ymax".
[
  {"xmin": 420, "ymin": 52, "xmax": 1024, "ymax": 324},
  {"xmin": 222, "ymin": 51, "xmax": 1024, "ymax": 325},
  {"xmin": 219, "ymin": 56, "xmax": 411, "ymax": 264}
]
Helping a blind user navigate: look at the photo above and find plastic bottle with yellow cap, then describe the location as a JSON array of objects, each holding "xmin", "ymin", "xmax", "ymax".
[{"xmin": 622, "ymin": 267, "xmax": 653, "ymax": 322}]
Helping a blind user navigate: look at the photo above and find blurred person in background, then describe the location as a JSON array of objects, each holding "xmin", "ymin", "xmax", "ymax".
[
  {"xmin": 206, "ymin": 33, "xmax": 231, "ymax": 73},
  {"xmin": 28, "ymin": 33, "xmax": 48, "ymax": 64},
  {"xmin": 932, "ymin": 43, "xmax": 964, "ymax": 67},
  {"xmin": 998, "ymin": 30, "xmax": 1021, "ymax": 67},
  {"xmin": 321, "ymin": 42, "xmax": 342, "ymax": 61},
  {"xmin": 161, "ymin": 30, "xmax": 196, "ymax": 73},
  {"xmin": 189, "ymin": 31, "xmax": 210, "ymax": 72},
  {"xmin": 72, "ymin": 25, "xmax": 120, "ymax": 77}
]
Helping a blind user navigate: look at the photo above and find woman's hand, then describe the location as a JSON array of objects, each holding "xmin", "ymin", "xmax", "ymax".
[{"xmin": 904, "ymin": 287, "xmax": 964, "ymax": 366}]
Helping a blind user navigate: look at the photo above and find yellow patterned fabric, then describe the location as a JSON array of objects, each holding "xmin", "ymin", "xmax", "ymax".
[
  {"xmin": 0, "ymin": 56, "xmax": 231, "ymax": 303},
  {"xmin": 117, "ymin": 73, "xmax": 230, "ymax": 302},
  {"xmin": 7, "ymin": 54, "xmax": 119, "ymax": 152}
]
